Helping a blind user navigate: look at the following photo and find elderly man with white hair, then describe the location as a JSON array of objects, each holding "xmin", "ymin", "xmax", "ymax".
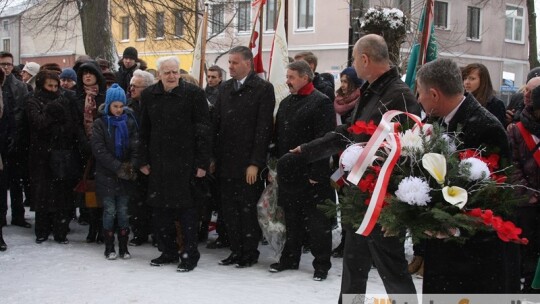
[{"xmin": 138, "ymin": 56, "xmax": 211, "ymax": 272}]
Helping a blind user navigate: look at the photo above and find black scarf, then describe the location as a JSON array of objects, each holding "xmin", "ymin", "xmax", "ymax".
[{"xmin": 520, "ymin": 106, "xmax": 540, "ymax": 138}]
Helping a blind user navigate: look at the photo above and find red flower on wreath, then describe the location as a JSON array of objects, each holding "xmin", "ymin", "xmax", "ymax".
[
  {"xmin": 348, "ymin": 120, "xmax": 377, "ymax": 135},
  {"xmin": 466, "ymin": 208, "xmax": 528, "ymax": 244}
]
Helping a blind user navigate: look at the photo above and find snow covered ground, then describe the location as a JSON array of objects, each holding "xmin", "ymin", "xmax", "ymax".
[{"xmin": 0, "ymin": 208, "xmax": 423, "ymax": 304}]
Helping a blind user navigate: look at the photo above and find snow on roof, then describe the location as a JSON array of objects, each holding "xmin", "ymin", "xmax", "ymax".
[{"xmin": 0, "ymin": 0, "xmax": 38, "ymax": 18}]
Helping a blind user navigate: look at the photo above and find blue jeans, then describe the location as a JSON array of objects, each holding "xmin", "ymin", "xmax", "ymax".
[{"xmin": 102, "ymin": 195, "xmax": 129, "ymax": 231}]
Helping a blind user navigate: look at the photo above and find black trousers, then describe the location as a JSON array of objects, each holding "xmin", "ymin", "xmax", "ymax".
[
  {"xmin": 338, "ymin": 225, "xmax": 417, "ymax": 303},
  {"xmin": 35, "ymin": 210, "xmax": 70, "ymax": 239},
  {"xmin": 279, "ymin": 183, "xmax": 333, "ymax": 272},
  {"xmin": 220, "ymin": 177, "xmax": 263, "ymax": 260},
  {"xmin": 129, "ymin": 175, "xmax": 151, "ymax": 239},
  {"xmin": 0, "ymin": 152, "xmax": 26, "ymax": 223},
  {"xmin": 516, "ymin": 205, "xmax": 540, "ymax": 292},
  {"xmin": 152, "ymin": 207, "xmax": 200, "ymax": 264}
]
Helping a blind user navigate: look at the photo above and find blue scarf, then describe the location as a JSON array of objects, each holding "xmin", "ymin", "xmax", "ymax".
[{"xmin": 106, "ymin": 114, "xmax": 129, "ymax": 159}]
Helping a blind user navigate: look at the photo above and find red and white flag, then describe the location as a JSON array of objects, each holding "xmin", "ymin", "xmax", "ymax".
[
  {"xmin": 249, "ymin": 0, "xmax": 266, "ymax": 77},
  {"xmin": 267, "ymin": 0, "xmax": 288, "ymax": 115}
]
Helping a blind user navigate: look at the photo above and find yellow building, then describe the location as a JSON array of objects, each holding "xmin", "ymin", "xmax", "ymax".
[{"xmin": 110, "ymin": 0, "xmax": 198, "ymax": 71}]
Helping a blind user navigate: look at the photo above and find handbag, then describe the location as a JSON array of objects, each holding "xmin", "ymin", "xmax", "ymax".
[
  {"xmin": 74, "ymin": 159, "xmax": 101, "ymax": 208},
  {"xmin": 49, "ymin": 149, "xmax": 80, "ymax": 180}
]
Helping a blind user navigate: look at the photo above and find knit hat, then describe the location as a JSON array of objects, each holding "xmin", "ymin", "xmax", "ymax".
[
  {"xmin": 23, "ymin": 62, "xmax": 40, "ymax": 76},
  {"xmin": 59, "ymin": 68, "xmax": 77, "ymax": 82},
  {"xmin": 532, "ymin": 86, "xmax": 540, "ymax": 112},
  {"xmin": 122, "ymin": 47, "xmax": 138, "ymax": 60},
  {"xmin": 105, "ymin": 83, "xmax": 127, "ymax": 115},
  {"xmin": 340, "ymin": 67, "xmax": 364, "ymax": 87}
]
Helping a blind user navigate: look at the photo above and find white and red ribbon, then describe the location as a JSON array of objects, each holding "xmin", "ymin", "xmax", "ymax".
[{"xmin": 346, "ymin": 110, "xmax": 423, "ymax": 236}]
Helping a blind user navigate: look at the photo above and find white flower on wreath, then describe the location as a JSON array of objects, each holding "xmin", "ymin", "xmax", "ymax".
[
  {"xmin": 442, "ymin": 186, "xmax": 468, "ymax": 209},
  {"xmin": 341, "ymin": 144, "xmax": 365, "ymax": 172},
  {"xmin": 422, "ymin": 153, "xmax": 447, "ymax": 185},
  {"xmin": 459, "ymin": 157, "xmax": 491, "ymax": 181},
  {"xmin": 395, "ymin": 176, "xmax": 432, "ymax": 206},
  {"xmin": 441, "ymin": 133, "xmax": 457, "ymax": 153},
  {"xmin": 400, "ymin": 124, "xmax": 432, "ymax": 157}
]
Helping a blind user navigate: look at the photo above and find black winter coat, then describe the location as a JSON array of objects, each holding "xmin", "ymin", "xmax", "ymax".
[
  {"xmin": 26, "ymin": 90, "xmax": 82, "ymax": 211},
  {"xmin": 139, "ymin": 79, "xmax": 211, "ymax": 209},
  {"xmin": 313, "ymin": 73, "xmax": 335, "ymax": 102},
  {"xmin": 486, "ymin": 95, "xmax": 507, "ymax": 127},
  {"xmin": 213, "ymin": 72, "xmax": 275, "ymax": 179},
  {"xmin": 2, "ymin": 74, "xmax": 29, "ymax": 155},
  {"xmin": 300, "ymin": 67, "xmax": 420, "ymax": 162},
  {"xmin": 115, "ymin": 62, "xmax": 139, "ymax": 92},
  {"xmin": 91, "ymin": 106, "xmax": 139, "ymax": 199},
  {"xmin": 273, "ymin": 88, "xmax": 336, "ymax": 182},
  {"xmin": 423, "ymin": 94, "xmax": 518, "ymax": 294}
]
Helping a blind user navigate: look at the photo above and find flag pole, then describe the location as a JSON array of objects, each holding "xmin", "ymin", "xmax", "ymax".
[
  {"xmin": 198, "ymin": 3, "xmax": 209, "ymax": 87},
  {"xmin": 413, "ymin": 0, "xmax": 433, "ymax": 95}
]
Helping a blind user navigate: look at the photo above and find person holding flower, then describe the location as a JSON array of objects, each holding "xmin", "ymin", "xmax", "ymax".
[
  {"xmin": 507, "ymin": 85, "xmax": 540, "ymax": 292},
  {"xmin": 416, "ymin": 58, "xmax": 519, "ymax": 293}
]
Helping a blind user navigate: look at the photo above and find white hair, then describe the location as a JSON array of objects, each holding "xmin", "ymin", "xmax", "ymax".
[
  {"xmin": 131, "ymin": 69, "xmax": 155, "ymax": 87},
  {"xmin": 156, "ymin": 56, "xmax": 180, "ymax": 72}
]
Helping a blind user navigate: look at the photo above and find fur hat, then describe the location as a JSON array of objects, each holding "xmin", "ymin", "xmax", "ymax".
[
  {"xmin": 23, "ymin": 62, "xmax": 40, "ymax": 77},
  {"xmin": 340, "ymin": 67, "xmax": 364, "ymax": 87},
  {"xmin": 122, "ymin": 47, "xmax": 138, "ymax": 60},
  {"xmin": 105, "ymin": 84, "xmax": 126, "ymax": 115},
  {"xmin": 103, "ymin": 71, "xmax": 117, "ymax": 86},
  {"xmin": 59, "ymin": 68, "xmax": 77, "ymax": 82},
  {"xmin": 40, "ymin": 63, "xmax": 62, "ymax": 75},
  {"xmin": 97, "ymin": 58, "xmax": 110, "ymax": 69}
]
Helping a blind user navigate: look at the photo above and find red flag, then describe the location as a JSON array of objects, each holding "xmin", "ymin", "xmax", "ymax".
[{"xmin": 249, "ymin": 0, "xmax": 266, "ymax": 77}]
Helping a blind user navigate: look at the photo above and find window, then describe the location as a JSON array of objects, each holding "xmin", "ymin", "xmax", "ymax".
[
  {"xmin": 2, "ymin": 38, "xmax": 9, "ymax": 52},
  {"xmin": 210, "ymin": 4, "xmax": 225, "ymax": 34},
  {"xmin": 137, "ymin": 14, "xmax": 147, "ymax": 39},
  {"xmin": 265, "ymin": 0, "xmax": 279, "ymax": 31},
  {"xmin": 434, "ymin": 1, "xmax": 448, "ymax": 29},
  {"xmin": 297, "ymin": 0, "xmax": 314, "ymax": 30},
  {"xmin": 505, "ymin": 5, "xmax": 524, "ymax": 43},
  {"xmin": 467, "ymin": 6, "xmax": 481, "ymax": 40},
  {"xmin": 121, "ymin": 16, "xmax": 129, "ymax": 40},
  {"xmin": 237, "ymin": 1, "xmax": 250, "ymax": 32},
  {"xmin": 174, "ymin": 10, "xmax": 184, "ymax": 37},
  {"xmin": 155, "ymin": 12, "xmax": 165, "ymax": 38},
  {"xmin": 2, "ymin": 20, "xmax": 8, "ymax": 31}
]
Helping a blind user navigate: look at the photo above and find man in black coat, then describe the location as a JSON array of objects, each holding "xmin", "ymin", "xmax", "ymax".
[
  {"xmin": 139, "ymin": 56, "xmax": 211, "ymax": 272},
  {"xmin": 269, "ymin": 60, "xmax": 336, "ymax": 281},
  {"xmin": 116, "ymin": 47, "xmax": 140, "ymax": 93},
  {"xmin": 0, "ymin": 51, "xmax": 30, "ymax": 228},
  {"xmin": 416, "ymin": 58, "xmax": 519, "ymax": 294},
  {"xmin": 288, "ymin": 34, "xmax": 419, "ymax": 303},
  {"xmin": 213, "ymin": 46, "xmax": 275, "ymax": 268}
]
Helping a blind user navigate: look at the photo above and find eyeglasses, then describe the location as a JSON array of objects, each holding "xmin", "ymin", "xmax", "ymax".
[
  {"xmin": 0, "ymin": 62, "xmax": 13, "ymax": 67},
  {"xmin": 129, "ymin": 84, "xmax": 146, "ymax": 89}
]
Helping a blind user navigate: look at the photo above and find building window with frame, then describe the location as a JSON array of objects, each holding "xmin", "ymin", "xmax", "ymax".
[
  {"xmin": 237, "ymin": 1, "xmax": 250, "ymax": 33},
  {"xmin": 210, "ymin": 4, "xmax": 225, "ymax": 34},
  {"xmin": 2, "ymin": 20, "xmax": 8, "ymax": 31},
  {"xmin": 155, "ymin": 12, "xmax": 165, "ymax": 38},
  {"xmin": 2, "ymin": 38, "xmax": 10, "ymax": 52},
  {"xmin": 296, "ymin": 0, "xmax": 314, "ymax": 30},
  {"xmin": 174, "ymin": 10, "xmax": 184, "ymax": 37},
  {"xmin": 265, "ymin": 0, "xmax": 279, "ymax": 31},
  {"xmin": 467, "ymin": 6, "xmax": 481, "ymax": 40},
  {"xmin": 121, "ymin": 16, "xmax": 129, "ymax": 40},
  {"xmin": 434, "ymin": 1, "xmax": 448, "ymax": 29},
  {"xmin": 505, "ymin": 5, "xmax": 524, "ymax": 43},
  {"xmin": 137, "ymin": 14, "xmax": 147, "ymax": 39}
]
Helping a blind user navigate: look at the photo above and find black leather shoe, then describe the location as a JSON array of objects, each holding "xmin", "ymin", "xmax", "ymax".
[
  {"xmin": 206, "ymin": 237, "xmax": 230, "ymax": 249},
  {"xmin": 218, "ymin": 253, "xmax": 240, "ymax": 266},
  {"xmin": 177, "ymin": 261, "xmax": 196, "ymax": 272},
  {"xmin": 54, "ymin": 237, "xmax": 69, "ymax": 244},
  {"xmin": 12, "ymin": 219, "xmax": 31, "ymax": 228},
  {"xmin": 313, "ymin": 270, "xmax": 328, "ymax": 281},
  {"xmin": 268, "ymin": 262, "xmax": 299, "ymax": 273},
  {"xmin": 235, "ymin": 257, "xmax": 258, "ymax": 268},
  {"xmin": 35, "ymin": 237, "xmax": 48, "ymax": 244},
  {"xmin": 150, "ymin": 254, "xmax": 179, "ymax": 266}
]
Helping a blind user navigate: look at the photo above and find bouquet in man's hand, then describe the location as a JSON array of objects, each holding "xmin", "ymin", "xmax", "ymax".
[{"xmin": 323, "ymin": 111, "xmax": 528, "ymax": 245}]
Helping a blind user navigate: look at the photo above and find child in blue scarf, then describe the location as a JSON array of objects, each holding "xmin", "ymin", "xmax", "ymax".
[{"xmin": 90, "ymin": 83, "xmax": 139, "ymax": 260}]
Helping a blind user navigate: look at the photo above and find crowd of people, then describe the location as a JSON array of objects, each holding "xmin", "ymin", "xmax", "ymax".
[{"xmin": 0, "ymin": 33, "xmax": 539, "ymax": 301}]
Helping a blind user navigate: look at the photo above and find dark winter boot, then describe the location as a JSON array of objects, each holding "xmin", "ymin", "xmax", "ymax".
[
  {"xmin": 0, "ymin": 227, "xmax": 6, "ymax": 251},
  {"xmin": 86, "ymin": 224, "xmax": 97, "ymax": 243},
  {"xmin": 96, "ymin": 225, "xmax": 104, "ymax": 244},
  {"xmin": 118, "ymin": 228, "xmax": 131, "ymax": 259},
  {"xmin": 104, "ymin": 230, "xmax": 117, "ymax": 260}
]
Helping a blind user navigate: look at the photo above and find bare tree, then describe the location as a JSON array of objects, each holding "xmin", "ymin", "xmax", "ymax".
[{"xmin": 526, "ymin": 0, "xmax": 539, "ymax": 68}]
